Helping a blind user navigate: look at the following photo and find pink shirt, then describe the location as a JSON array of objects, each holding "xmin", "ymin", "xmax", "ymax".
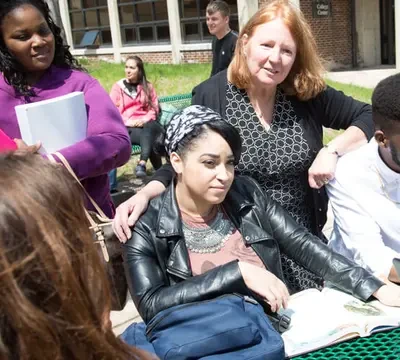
[
  {"xmin": 109, "ymin": 79, "xmax": 159, "ymax": 126},
  {"xmin": 0, "ymin": 129, "xmax": 17, "ymax": 152},
  {"xmin": 181, "ymin": 208, "xmax": 266, "ymax": 276}
]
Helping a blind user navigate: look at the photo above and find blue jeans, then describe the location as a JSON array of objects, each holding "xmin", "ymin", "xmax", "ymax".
[
  {"xmin": 120, "ymin": 322, "xmax": 156, "ymax": 355},
  {"xmin": 108, "ymin": 168, "xmax": 118, "ymax": 191}
]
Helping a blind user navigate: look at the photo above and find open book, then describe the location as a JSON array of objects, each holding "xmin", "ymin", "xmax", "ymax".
[
  {"xmin": 279, "ymin": 287, "xmax": 400, "ymax": 358},
  {"xmin": 15, "ymin": 92, "xmax": 87, "ymax": 154}
]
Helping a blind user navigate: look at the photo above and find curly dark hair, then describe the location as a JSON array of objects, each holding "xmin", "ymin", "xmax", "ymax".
[
  {"xmin": 372, "ymin": 73, "xmax": 400, "ymax": 132},
  {"xmin": 0, "ymin": 0, "xmax": 85, "ymax": 96}
]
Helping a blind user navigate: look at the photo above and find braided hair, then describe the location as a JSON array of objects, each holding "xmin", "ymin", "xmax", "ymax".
[{"xmin": 0, "ymin": 0, "xmax": 85, "ymax": 96}]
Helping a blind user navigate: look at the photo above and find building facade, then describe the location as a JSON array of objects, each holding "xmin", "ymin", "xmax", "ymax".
[{"xmin": 59, "ymin": 0, "xmax": 397, "ymax": 69}]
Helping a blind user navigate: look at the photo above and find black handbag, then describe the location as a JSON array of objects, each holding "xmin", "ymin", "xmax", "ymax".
[{"xmin": 48, "ymin": 152, "xmax": 128, "ymax": 311}]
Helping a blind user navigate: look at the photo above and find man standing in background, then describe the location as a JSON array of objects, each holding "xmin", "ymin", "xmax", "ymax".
[{"xmin": 206, "ymin": 1, "xmax": 238, "ymax": 77}]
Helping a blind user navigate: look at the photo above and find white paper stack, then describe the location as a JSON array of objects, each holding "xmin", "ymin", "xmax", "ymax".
[{"xmin": 15, "ymin": 91, "xmax": 87, "ymax": 154}]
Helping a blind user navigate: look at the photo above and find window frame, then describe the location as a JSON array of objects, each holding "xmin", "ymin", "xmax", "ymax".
[
  {"xmin": 68, "ymin": 0, "xmax": 112, "ymax": 46},
  {"xmin": 118, "ymin": 0, "xmax": 170, "ymax": 46}
]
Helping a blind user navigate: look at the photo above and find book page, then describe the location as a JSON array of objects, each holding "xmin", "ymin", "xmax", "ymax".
[
  {"xmin": 321, "ymin": 287, "xmax": 400, "ymax": 334},
  {"xmin": 281, "ymin": 287, "xmax": 400, "ymax": 357},
  {"xmin": 279, "ymin": 288, "xmax": 361, "ymax": 357}
]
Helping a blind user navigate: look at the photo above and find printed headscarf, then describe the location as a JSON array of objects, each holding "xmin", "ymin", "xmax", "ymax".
[{"xmin": 164, "ymin": 105, "xmax": 223, "ymax": 155}]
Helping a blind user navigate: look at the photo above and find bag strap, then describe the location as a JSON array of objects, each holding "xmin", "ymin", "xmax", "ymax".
[
  {"xmin": 47, "ymin": 153, "xmax": 111, "ymax": 262},
  {"xmin": 53, "ymin": 152, "xmax": 109, "ymax": 219}
]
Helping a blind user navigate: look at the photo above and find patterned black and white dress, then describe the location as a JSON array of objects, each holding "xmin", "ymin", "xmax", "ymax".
[{"xmin": 225, "ymin": 82, "xmax": 324, "ymax": 292}]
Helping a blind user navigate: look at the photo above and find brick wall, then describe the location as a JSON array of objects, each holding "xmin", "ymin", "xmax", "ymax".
[
  {"xmin": 75, "ymin": 53, "xmax": 173, "ymax": 64},
  {"xmin": 258, "ymin": 0, "xmax": 353, "ymax": 68},
  {"xmin": 79, "ymin": 50, "xmax": 212, "ymax": 65},
  {"xmin": 181, "ymin": 50, "xmax": 213, "ymax": 64},
  {"xmin": 119, "ymin": 50, "xmax": 212, "ymax": 64},
  {"xmin": 300, "ymin": 0, "xmax": 352, "ymax": 68},
  {"xmin": 121, "ymin": 50, "xmax": 212, "ymax": 64},
  {"xmin": 121, "ymin": 52, "xmax": 173, "ymax": 64}
]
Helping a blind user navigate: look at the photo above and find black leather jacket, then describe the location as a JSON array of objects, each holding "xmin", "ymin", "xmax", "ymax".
[{"xmin": 124, "ymin": 176, "xmax": 383, "ymax": 323}]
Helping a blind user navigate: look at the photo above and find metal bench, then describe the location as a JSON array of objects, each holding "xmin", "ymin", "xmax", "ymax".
[{"xmin": 131, "ymin": 92, "xmax": 192, "ymax": 155}]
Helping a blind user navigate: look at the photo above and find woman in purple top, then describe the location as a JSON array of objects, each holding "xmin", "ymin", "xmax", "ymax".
[{"xmin": 0, "ymin": 0, "xmax": 131, "ymax": 218}]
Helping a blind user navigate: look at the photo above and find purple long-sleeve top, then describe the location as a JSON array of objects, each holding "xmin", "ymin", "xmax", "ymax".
[{"xmin": 0, "ymin": 65, "xmax": 131, "ymax": 218}]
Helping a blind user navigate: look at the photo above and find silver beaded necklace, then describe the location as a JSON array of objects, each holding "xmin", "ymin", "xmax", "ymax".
[{"xmin": 182, "ymin": 208, "xmax": 234, "ymax": 254}]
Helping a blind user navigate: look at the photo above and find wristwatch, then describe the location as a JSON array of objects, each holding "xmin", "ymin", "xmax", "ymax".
[{"xmin": 323, "ymin": 143, "xmax": 340, "ymax": 157}]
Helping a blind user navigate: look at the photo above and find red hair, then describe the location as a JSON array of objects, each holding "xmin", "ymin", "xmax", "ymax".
[{"xmin": 228, "ymin": 0, "xmax": 326, "ymax": 100}]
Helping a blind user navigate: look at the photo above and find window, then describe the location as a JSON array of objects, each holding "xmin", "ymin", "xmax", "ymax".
[
  {"xmin": 118, "ymin": 0, "xmax": 170, "ymax": 45},
  {"xmin": 179, "ymin": 0, "xmax": 238, "ymax": 43},
  {"xmin": 68, "ymin": 0, "xmax": 112, "ymax": 46}
]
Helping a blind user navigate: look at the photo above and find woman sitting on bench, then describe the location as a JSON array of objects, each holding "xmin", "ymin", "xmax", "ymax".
[
  {"xmin": 110, "ymin": 56, "xmax": 162, "ymax": 178},
  {"xmin": 123, "ymin": 106, "xmax": 400, "ymax": 325}
]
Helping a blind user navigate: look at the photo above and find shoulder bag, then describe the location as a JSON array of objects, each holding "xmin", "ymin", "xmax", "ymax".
[{"xmin": 47, "ymin": 152, "xmax": 128, "ymax": 311}]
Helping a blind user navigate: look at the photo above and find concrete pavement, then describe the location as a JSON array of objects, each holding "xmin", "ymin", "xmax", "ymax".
[
  {"xmin": 326, "ymin": 66, "xmax": 398, "ymax": 89},
  {"xmin": 111, "ymin": 293, "xmax": 141, "ymax": 335}
]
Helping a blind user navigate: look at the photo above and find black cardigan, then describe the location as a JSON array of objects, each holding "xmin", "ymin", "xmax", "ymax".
[{"xmin": 153, "ymin": 70, "xmax": 373, "ymax": 237}]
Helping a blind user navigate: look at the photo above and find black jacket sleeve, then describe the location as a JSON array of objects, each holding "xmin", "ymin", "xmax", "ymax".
[
  {"xmin": 240, "ymin": 177, "xmax": 383, "ymax": 302},
  {"xmin": 258, "ymin": 187, "xmax": 383, "ymax": 301},
  {"xmin": 124, "ymin": 222, "xmax": 249, "ymax": 323},
  {"xmin": 313, "ymin": 86, "xmax": 374, "ymax": 139}
]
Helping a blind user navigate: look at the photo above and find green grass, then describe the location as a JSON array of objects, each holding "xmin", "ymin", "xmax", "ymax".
[
  {"xmin": 325, "ymin": 80, "xmax": 373, "ymax": 104},
  {"xmin": 83, "ymin": 59, "xmax": 211, "ymax": 95}
]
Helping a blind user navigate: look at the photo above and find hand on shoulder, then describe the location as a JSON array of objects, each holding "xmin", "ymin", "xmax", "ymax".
[{"xmin": 112, "ymin": 191, "xmax": 150, "ymax": 243}]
